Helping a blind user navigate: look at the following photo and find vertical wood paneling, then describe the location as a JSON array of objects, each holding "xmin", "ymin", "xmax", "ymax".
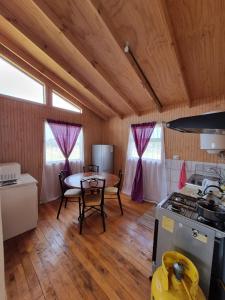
[
  {"xmin": 0, "ymin": 95, "xmax": 103, "ymax": 195},
  {"xmin": 1, "ymin": 90, "xmax": 225, "ymax": 198},
  {"xmin": 102, "ymin": 97, "xmax": 225, "ymax": 173}
]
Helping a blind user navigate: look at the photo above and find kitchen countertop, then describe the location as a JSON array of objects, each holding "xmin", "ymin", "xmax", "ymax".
[
  {"xmin": 180, "ymin": 183, "xmax": 225, "ymax": 207},
  {"xmin": 180, "ymin": 183, "xmax": 201, "ymax": 198},
  {"xmin": 0, "ymin": 174, "xmax": 37, "ymax": 190}
]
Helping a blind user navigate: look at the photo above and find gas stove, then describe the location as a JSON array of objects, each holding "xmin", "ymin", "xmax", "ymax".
[
  {"xmin": 162, "ymin": 192, "xmax": 225, "ymax": 231},
  {"xmin": 153, "ymin": 192, "xmax": 225, "ymax": 299}
]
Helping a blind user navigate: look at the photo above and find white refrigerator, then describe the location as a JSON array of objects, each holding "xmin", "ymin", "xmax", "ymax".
[{"xmin": 92, "ymin": 144, "xmax": 114, "ymax": 172}]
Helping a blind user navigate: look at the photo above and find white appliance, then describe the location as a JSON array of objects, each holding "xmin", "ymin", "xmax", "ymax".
[
  {"xmin": 0, "ymin": 173, "xmax": 38, "ymax": 240},
  {"xmin": 92, "ymin": 144, "xmax": 114, "ymax": 172},
  {"xmin": 0, "ymin": 162, "xmax": 21, "ymax": 186},
  {"xmin": 153, "ymin": 192, "xmax": 225, "ymax": 299},
  {"xmin": 200, "ymin": 134, "xmax": 225, "ymax": 154}
]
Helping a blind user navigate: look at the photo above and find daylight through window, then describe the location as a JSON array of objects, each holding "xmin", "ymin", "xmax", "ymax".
[
  {"xmin": 128, "ymin": 124, "xmax": 162, "ymax": 160},
  {"xmin": 52, "ymin": 91, "xmax": 82, "ymax": 113},
  {"xmin": 45, "ymin": 122, "xmax": 84, "ymax": 162},
  {"xmin": 0, "ymin": 56, "xmax": 45, "ymax": 104}
]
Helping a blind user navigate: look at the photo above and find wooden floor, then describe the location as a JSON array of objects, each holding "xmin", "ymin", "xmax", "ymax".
[{"xmin": 4, "ymin": 195, "xmax": 155, "ymax": 300}]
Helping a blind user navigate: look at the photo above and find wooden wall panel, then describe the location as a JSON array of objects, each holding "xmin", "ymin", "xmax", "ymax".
[
  {"xmin": 0, "ymin": 96, "xmax": 103, "ymax": 194},
  {"xmin": 102, "ymin": 96, "xmax": 225, "ymax": 173}
]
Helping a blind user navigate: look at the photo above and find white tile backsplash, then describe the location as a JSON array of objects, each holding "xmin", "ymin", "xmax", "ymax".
[
  {"xmin": 218, "ymin": 163, "xmax": 225, "ymax": 169},
  {"xmin": 165, "ymin": 159, "xmax": 171, "ymax": 169},
  {"xmin": 171, "ymin": 169, "xmax": 180, "ymax": 183},
  {"xmin": 170, "ymin": 159, "xmax": 182, "ymax": 170},
  {"xmin": 185, "ymin": 161, "xmax": 193, "ymax": 172},
  {"xmin": 191, "ymin": 161, "xmax": 197, "ymax": 172},
  {"xmin": 165, "ymin": 159, "xmax": 225, "ymax": 195},
  {"xmin": 166, "ymin": 168, "xmax": 171, "ymax": 182}
]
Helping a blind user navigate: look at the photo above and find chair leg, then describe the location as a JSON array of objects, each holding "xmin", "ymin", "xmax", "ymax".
[
  {"xmin": 117, "ymin": 193, "xmax": 123, "ymax": 215},
  {"xmin": 79, "ymin": 205, "xmax": 84, "ymax": 235},
  {"xmin": 57, "ymin": 196, "xmax": 64, "ymax": 219},
  {"xmin": 101, "ymin": 205, "xmax": 106, "ymax": 232},
  {"xmin": 78, "ymin": 198, "xmax": 81, "ymax": 219},
  {"xmin": 64, "ymin": 197, "xmax": 68, "ymax": 208}
]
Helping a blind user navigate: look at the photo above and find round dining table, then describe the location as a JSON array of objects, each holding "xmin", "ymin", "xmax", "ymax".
[{"xmin": 64, "ymin": 172, "xmax": 119, "ymax": 188}]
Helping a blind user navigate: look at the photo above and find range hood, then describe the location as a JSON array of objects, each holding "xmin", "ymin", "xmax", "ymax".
[{"xmin": 166, "ymin": 111, "xmax": 225, "ymax": 134}]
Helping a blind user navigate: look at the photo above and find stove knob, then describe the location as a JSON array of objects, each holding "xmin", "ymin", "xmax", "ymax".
[{"xmin": 192, "ymin": 229, "xmax": 198, "ymax": 238}]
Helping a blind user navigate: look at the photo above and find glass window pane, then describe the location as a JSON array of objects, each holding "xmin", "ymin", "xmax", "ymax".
[
  {"xmin": 69, "ymin": 130, "xmax": 84, "ymax": 160},
  {"xmin": 128, "ymin": 125, "xmax": 162, "ymax": 160},
  {"xmin": 52, "ymin": 91, "xmax": 81, "ymax": 113},
  {"xmin": 45, "ymin": 123, "xmax": 83, "ymax": 162},
  {"xmin": 45, "ymin": 123, "xmax": 64, "ymax": 162},
  {"xmin": 0, "ymin": 57, "xmax": 44, "ymax": 103}
]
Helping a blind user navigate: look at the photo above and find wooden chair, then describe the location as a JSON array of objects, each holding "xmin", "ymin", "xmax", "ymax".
[
  {"xmin": 57, "ymin": 170, "xmax": 81, "ymax": 219},
  {"xmin": 79, "ymin": 178, "xmax": 106, "ymax": 234},
  {"xmin": 104, "ymin": 170, "xmax": 123, "ymax": 215},
  {"xmin": 83, "ymin": 164, "xmax": 99, "ymax": 173}
]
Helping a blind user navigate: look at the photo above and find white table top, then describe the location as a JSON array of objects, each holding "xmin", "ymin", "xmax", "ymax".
[{"xmin": 64, "ymin": 172, "xmax": 119, "ymax": 188}]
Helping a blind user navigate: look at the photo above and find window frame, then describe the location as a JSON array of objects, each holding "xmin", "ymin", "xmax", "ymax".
[
  {"xmin": 0, "ymin": 55, "xmax": 46, "ymax": 105},
  {"xmin": 52, "ymin": 90, "xmax": 82, "ymax": 114},
  {"xmin": 44, "ymin": 122, "xmax": 84, "ymax": 164},
  {"xmin": 128, "ymin": 124, "xmax": 162, "ymax": 161}
]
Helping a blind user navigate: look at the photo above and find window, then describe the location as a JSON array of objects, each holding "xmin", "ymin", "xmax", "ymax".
[
  {"xmin": 128, "ymin": 124, "xmax": 162, "ymax": 160},
  {"xmin": 0, "ymin": 56, "xmax": 45, "ymax": 104},
  {"xmin": 45, "ymin": 122, "xmax": 84, "ymax": 162},
  {"xmin": 52, "ymin": 91, "xmax": 82, "ymax": 113}
]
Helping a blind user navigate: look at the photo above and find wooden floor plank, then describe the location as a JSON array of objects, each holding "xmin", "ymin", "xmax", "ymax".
[
  {"xmin": 42, "ymin": 207, "xmax": 138, "ymax": 300},
  {"xmin": 37, "ymin": 220, "xmax": 109, "ymax": 300},
  {"xmin": 14, "ymin": 264, "xmax": 33, "ymax": 300},
  {"xmin": 46, "ymin": 197, "xmax": 152, "ymax": 278},
  {"xmin": 4, "ymin": 195, "xmax": 153, "ymax": 300}
]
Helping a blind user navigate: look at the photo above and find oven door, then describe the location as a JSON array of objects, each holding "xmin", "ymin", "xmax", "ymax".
[{"xmin": 154, "ymin": 210, "xmax": 216, "ymax": 299}]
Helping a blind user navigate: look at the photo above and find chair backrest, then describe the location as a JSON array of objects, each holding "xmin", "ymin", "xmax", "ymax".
[
  {"xmin": 83, "ymin": 165, "xmax": 99, "ymax": 173},
  {"xmin": 58, "ymin": 170, "xmax": 69, "ymax": 195},
  {"xmin": 80, "ymin": 178, "xmax": 105, "ymax": 206},
  {"xmin": 115, "ymin": 169, "xmax": 123, "ymax": 191}
]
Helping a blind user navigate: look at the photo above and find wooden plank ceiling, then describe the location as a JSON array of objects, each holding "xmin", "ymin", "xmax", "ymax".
[{"xmin": 0, "ymin": 0, "xmax": 224, "ymax": 119}]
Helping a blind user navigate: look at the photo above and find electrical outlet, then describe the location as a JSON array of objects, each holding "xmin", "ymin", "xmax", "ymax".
[{"xmin": 173, "ymin": 154, "xmax": 180, "ymax": 160}]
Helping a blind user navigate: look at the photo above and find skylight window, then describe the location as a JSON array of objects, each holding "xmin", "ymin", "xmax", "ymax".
[
  {"xmin": 0, "ymin": 56, "xmax": 45, "ymax": 104},
  {"xmin": 52, "ymin": 91, "xmax": 82, "ymax": 113}
]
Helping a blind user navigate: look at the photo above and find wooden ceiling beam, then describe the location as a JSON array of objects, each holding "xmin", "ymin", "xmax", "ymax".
[
  {"xmin": 31, "ymin": 0, "xmax": 139, "ymax": 116},
  {"xmin": 0, "ymin": 4, "xmax": 122, "ymax": 118},
  {"xmin": 88, "ymin": 0, "xmax": 161, "ymax": 111},
  {"xmin": 0, "ymin": 35, "xmax": 108, "ymax": 120},
  {"xmin": 90, "ymin": 0, "xmax": 191, "ymax": 108},
  {"xmin": 160, "ymin": 0, "xmax": 192, "ymax": 107}
]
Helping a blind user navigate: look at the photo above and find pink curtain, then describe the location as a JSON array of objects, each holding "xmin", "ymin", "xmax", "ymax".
[
  {"xmin": 47, "ymin": 119, "xmax": 81, "ymax": 175},
  {"xmin": 131, "ymin": 122, "xmax": 156, "ymax": 202}
]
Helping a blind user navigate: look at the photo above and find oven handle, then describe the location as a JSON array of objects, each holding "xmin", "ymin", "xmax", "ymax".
[{"xmin": 152, "ymin": 219, "xmax": 159, "ymax": 263}]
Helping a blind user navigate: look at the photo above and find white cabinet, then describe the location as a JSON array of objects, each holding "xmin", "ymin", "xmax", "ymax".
[{"xmin": 0, "ymin": 174, "xmax": 38, "ymax": 241}]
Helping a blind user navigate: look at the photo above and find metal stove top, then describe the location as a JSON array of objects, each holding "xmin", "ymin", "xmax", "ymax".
[{"xmin": 162, "ymin": 192, "xmax": 225, "ymax": 231}]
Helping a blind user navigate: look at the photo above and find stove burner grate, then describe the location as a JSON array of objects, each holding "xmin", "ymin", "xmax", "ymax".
[
  {"xmin": 173, "ymin": 196, "xmax": 184, "ymax": 203},
  {"xmin": 197, "ymin": 216, "xmax": 225, "ymax": 231},
  {"xmin": 171, "ymin": 203, "xmax": 182, "ymax": 212},
  {"xmin": 162, "ymin": 192, "xmax": 225, "ymax": 232}
]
